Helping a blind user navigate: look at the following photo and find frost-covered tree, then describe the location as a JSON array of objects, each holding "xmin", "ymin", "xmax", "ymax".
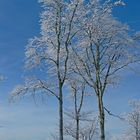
[
  {"xmin": 10, "ymin": 0, "xmax": 85, "ymax": 140},
  {"xmin": 64, "ymin": 78, "xmax": 98, "ymax": 140},
  {"xmin": 70, "ymin": 1, "xmax": 140, "ymax": 140},
  {"xmin": 124, "ymin": 100, "xmax": 140, "ymax": 140},
  {"xmin": 10, "ymin": 0, "xmax": 140, "ymax": 140}
]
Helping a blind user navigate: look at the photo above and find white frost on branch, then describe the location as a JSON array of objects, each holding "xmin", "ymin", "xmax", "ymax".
[
  {"xmin": 114, "ymin": 0, "xmax": 126, "ymax": 6},
  {"xmin": 10, "ymin": 77, "xmax": 59, "ymax": 101}
]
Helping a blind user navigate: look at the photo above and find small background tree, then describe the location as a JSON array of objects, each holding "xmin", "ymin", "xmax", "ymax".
[
  {"xmin": 64, "ymin": 78, "xmax": 98, "ymax": 140},
  {"xmin": 123, "ymin": 100, "xmax": 140, "ymax": 140}
]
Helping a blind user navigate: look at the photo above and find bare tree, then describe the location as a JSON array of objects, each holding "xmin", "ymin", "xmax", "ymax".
[
  {"xmin": 64, "ymin": 78, "xmax": 98, "ymax": 140},
  {"xmin": 123, "ymin": 100, "xmax": 140, "ymax": 140},
  {"xmin": 70, "ymin": 1, "xmax": 140, "ymax": 140},
  {"xmin": 10, "ymin": 0, "xmax": 83, "ymax": 140}
]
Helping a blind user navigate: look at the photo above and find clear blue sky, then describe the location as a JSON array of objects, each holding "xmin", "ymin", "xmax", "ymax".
[{"xmin": 0, "ymin": 0, "xmax": 140, "ymax": 140}]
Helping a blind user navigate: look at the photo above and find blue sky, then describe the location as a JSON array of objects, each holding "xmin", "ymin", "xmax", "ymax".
[{"xmin": 0, "ymin": 0, "xmax": 140, "ymax": 140}]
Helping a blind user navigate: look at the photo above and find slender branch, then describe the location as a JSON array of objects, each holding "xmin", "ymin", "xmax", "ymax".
[{"xmin": 104, "ymin": 107, "xmax": 124, "ymax": 120}]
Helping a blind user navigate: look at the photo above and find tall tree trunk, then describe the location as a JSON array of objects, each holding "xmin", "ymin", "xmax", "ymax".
[
  {"xmin": 59, "ymin": 84, "xmax": 64, "ymax": 140},
  {"xmin": 136, "ymin": 128, "xmax": 140, "ymax": 140},
  {"xmin": 76, "ymin": 115, "xmax": 80, "ymax": 140},
  {"xmin": 97, "ymin": 96, "xmax": 105, "ymax": 140}
]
